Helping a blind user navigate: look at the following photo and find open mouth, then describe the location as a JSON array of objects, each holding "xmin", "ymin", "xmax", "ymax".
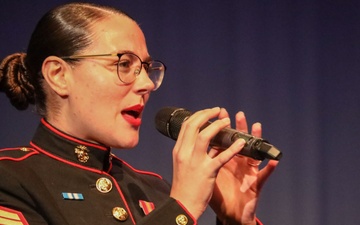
[
  {"xmin": 123, "ymin": 110, "xmax": 140, "ymax": 119},
  {"xmin": 121, "ymin": 105, "xmax": 144, "ymax": 126}
]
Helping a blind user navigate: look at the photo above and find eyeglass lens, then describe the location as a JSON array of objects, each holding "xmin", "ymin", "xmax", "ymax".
[{"xmin": 117, "ymin": 53, "xmax": 165, "ymax": 90}]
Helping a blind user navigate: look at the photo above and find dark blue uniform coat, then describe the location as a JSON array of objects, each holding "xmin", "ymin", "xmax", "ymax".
[{"xmin": 0, "ymin": 119, "xmax": 195, "ymax": 225}]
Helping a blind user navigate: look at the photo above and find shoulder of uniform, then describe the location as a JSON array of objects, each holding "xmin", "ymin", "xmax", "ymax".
[
  {"xmin": 0, "ymin": 147, "xmax": 39, "ymax": 161},
  {"xmin": 0, "ymin": 206, "xmax": 29, "ymax": 225}
]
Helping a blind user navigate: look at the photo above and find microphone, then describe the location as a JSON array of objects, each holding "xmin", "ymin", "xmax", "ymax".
[{"xmin": 155, "ymin": 107, "xmax": 282, "ymax": 161}]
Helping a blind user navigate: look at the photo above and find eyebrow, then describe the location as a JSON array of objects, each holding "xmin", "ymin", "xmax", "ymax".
[{"xmin": 120, "ymin": 50, "xmax": 153, "ymax": 62}]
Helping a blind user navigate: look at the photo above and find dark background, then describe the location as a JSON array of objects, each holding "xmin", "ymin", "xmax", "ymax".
[{"xmin": 1, "ymin": 0, "xmax": 360, "ymax": 224}]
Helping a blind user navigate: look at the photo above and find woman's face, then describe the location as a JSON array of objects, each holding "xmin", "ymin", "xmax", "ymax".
[{"xmin": 60, "ymin": 15, "xmax": 155, "ymax": 148}]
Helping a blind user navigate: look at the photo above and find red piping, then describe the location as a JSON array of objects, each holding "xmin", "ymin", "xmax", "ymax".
[
  {"xmin": 112, "ymin": 154, "xmax": 163, "ymax": 180},
  {"xmin": 41, "ymin": 119, "xmax": 108, "ymax": 151},
  {"xmin": 30, "ymin": 141, "xmax": 103, "ymax": 174}
]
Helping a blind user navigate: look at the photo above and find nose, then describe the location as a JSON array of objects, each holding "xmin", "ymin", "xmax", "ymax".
[{"xmin": 133, "ymin": 66, "xmax": 155, "ymax": 94}]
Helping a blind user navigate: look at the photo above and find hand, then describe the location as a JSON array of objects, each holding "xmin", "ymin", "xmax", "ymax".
[
  {"xmin": 169, "ymin": 107, "xmax": 247, "ymax": 219},
  {"xmin": 209, "ymin": 110, "xmax": 279, "ymax": 225}
]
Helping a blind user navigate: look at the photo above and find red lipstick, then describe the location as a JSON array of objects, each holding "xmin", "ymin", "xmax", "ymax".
[{"xmin": 121, "ymin": 104, "xmax": 144, "ymax": 127}]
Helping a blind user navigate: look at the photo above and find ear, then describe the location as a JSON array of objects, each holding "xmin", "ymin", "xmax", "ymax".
[{"xmin": 42, "ymin": 56, "xmax": 72, "ymax": 97}]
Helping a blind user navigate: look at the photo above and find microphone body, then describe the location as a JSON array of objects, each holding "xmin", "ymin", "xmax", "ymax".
[{"xmin": 155, "ymin": 107, "xmax": 282, "ymax": 161}]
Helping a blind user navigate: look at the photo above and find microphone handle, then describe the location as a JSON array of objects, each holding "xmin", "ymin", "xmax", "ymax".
[
  {"xmin": 210, "ymin": 127, "xmax": 263, "ymax": 160},
  {"xmin": 160, "ymin": 107, "xmax": 282, "ymax": 161},
  {"xmin": 207, "ymin": 123, "xmax": 282, "ymax": 161}
]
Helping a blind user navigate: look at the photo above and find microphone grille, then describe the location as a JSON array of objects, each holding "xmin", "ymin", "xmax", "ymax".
[{"xmin": 155, "ymin": 107, "xmax": 192, "ymax": 140}]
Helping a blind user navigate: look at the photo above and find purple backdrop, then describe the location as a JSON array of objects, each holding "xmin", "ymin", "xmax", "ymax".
[{"xmin": 1, "ymin": 0, "xmax": 360, "ymax": 224}]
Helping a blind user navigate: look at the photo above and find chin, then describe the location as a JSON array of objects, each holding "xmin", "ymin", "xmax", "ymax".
[
  {"xmin": 123, "ymin": 142, "xmax": 138, "ymax": 149},
  {"xmin": 108, "ymin": 128, "xmax": 140, "ymax": 148},
  {"xmin": 113, "ymin": 138, "xmax": 139, "ymax": 149}
]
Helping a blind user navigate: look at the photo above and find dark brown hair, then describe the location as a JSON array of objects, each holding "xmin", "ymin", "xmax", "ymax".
[{"xmin": 0, "ymin": 2, "xmax": 132, "ymax": 116}]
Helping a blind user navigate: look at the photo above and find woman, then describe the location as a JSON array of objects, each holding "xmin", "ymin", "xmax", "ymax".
[{"xmin": 0, "ymin": 2, "xmax": 278, "ymax": 225}]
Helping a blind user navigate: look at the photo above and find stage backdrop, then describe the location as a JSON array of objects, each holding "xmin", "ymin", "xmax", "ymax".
[{"xmin": 1, "ymin": 0, "xmax": 359, "ymax": 224}]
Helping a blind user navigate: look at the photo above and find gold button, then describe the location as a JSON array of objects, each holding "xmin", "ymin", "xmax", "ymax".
[
  {"xmin": 112, "ymin": 207, "xmax": 128, "ymax": 221},
  {"xmin": 176, "ymin": 214, "xmax": 188, "ymax": 225},
  {"xmin": 96, "ymin": 177, "xmax": 112, "ymax": 193}
]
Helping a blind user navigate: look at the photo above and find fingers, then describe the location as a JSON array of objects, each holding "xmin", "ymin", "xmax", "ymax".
[
  {"xmin": 174, "ymin": 107, "xmax": 269, "ymax": 172},
  {"xmin": 214, "ymin": 139, "xmax": 246, "ymax": 166},
  {"xmin": 192, "ymin": 117, "xmax": 232, "ymax": 158},
  {"xmin": 173, "ymin": 107, "xmax": 229, "ymax": 158},
  {"xmin": 235, "ymin": 111, "xmax": 248, "ymax": 133},
  {"xmin": 173, "ymin": 107, "xmax": 247, "ymax": 168},
  {"xmin": 217, "ymin": 108, "xmax": 230, "ymax": 120},
  {"xmin": 251, "ymin": 122, "xmax": 262, "ymax": 138},
  {"xmin": 235, "ymin": 111, "xmax": 262, "ymax": 138},
  {"xmin": 173, "ymin": 107, "xmax": 219, "ymax": 151},
  {"xmin": 247, "ymin": 157, "xmax": 262, "ymax": 167},
  {"xmin": 257, "ymin": 160, "xmax": 279, "ymax": 190}
]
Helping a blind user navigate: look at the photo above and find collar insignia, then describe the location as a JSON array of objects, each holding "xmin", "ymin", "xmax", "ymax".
[{"xmin": 74, "ymin": 145, "xmax": 89, "ymax": 163}]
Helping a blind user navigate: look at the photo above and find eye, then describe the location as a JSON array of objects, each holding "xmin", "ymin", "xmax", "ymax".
[
  {"xmin": 117, "ymin": 59, "xmax": 134, "ymax": 74},
  {"xmin": 118, "ymin": 59, "xmax": 131, "ymax": 68},
  {"xmin": 134, "ymin": 67, "xmax": 141, "ymax": 75}
]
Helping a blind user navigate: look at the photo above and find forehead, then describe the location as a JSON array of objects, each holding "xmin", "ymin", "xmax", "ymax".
[{"xmin": 87, "ymin": 15, "xmax": 148, "ymax": 57}]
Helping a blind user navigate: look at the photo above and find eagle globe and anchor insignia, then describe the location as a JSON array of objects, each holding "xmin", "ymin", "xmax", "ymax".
[{"xmin": 74, "ymin": 145, "xmax": 90, "ymax": 163}]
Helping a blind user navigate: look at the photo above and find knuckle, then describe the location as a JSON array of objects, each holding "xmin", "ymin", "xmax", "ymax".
[{"xmin": 197, "ymin": 132, "xmax": 210, "ymax": 143}]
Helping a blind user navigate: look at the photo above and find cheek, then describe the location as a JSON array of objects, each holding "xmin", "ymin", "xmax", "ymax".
[
  {"xmin": 77, "ymin": 83, "xmax": 119, "ymax": 109},
  {"xmin": 79, "ymin": 82, "xmax": 130, "ymax": 121},
  {"xmin": 73, "ymin": 66, "xmax": 117, "ymax": 100},
  {"xmin": 70, "ymin": 64, "xmax": 130, "ymax": 116}
]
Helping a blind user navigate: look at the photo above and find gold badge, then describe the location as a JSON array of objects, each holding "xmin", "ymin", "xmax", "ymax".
[
  {"xmin": 112, "ymin": 207, "xmax": 128, "ymax": 221},
  {"xmin": 176, "ymin": 214, "xmax": 188, "ymax": 225},
  {"xmin": 96, "ymin": 177, "xmax": 113, "ymax": 193},
  {"xmin": 74, "ymin": 145, "xmax": 89, "ymax": 163}
]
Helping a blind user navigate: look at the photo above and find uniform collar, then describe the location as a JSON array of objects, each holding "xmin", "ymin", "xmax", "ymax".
[{"xmin": 30, "ymin": 119, "xmax": 112, "ymax": 172}]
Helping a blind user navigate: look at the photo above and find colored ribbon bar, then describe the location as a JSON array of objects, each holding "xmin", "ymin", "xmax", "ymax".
[
  {"xmin": 139, "ymin": 200, "xmax": 155, "ymax": 215},
  {"xmin": 62, "ymin": 192, "xmax": 84, "ymax": 200}
]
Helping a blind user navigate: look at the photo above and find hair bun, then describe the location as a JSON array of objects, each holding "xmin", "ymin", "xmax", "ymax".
[{"xmin": 0, "ymin": 53, "xmax": 35, "ymax": 110}]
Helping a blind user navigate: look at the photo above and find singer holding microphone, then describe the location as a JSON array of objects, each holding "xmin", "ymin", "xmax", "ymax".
[{"xmin": 0, "ymin": 2, "xmax": 279, "ymax": 225}]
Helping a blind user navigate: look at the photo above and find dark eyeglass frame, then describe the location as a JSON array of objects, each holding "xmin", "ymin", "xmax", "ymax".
[{"xmin": 61, "ymin": 53, "xmax": 166, "ymax": 91}]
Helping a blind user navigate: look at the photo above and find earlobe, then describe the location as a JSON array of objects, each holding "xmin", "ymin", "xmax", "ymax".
[{"xmin": 42, "ymin": 56, "xmax": 70, "ymax": 97}]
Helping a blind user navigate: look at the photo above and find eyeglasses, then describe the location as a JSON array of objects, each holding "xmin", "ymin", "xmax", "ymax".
[{"xmin": 61, "ymin": 53, "xmax": 166, "ymax": 91}]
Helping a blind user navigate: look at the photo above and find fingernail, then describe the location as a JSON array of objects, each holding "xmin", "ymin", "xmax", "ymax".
[{"xmin": 237, "ymin": 138, "xmax": 246, "ymax": 146}]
